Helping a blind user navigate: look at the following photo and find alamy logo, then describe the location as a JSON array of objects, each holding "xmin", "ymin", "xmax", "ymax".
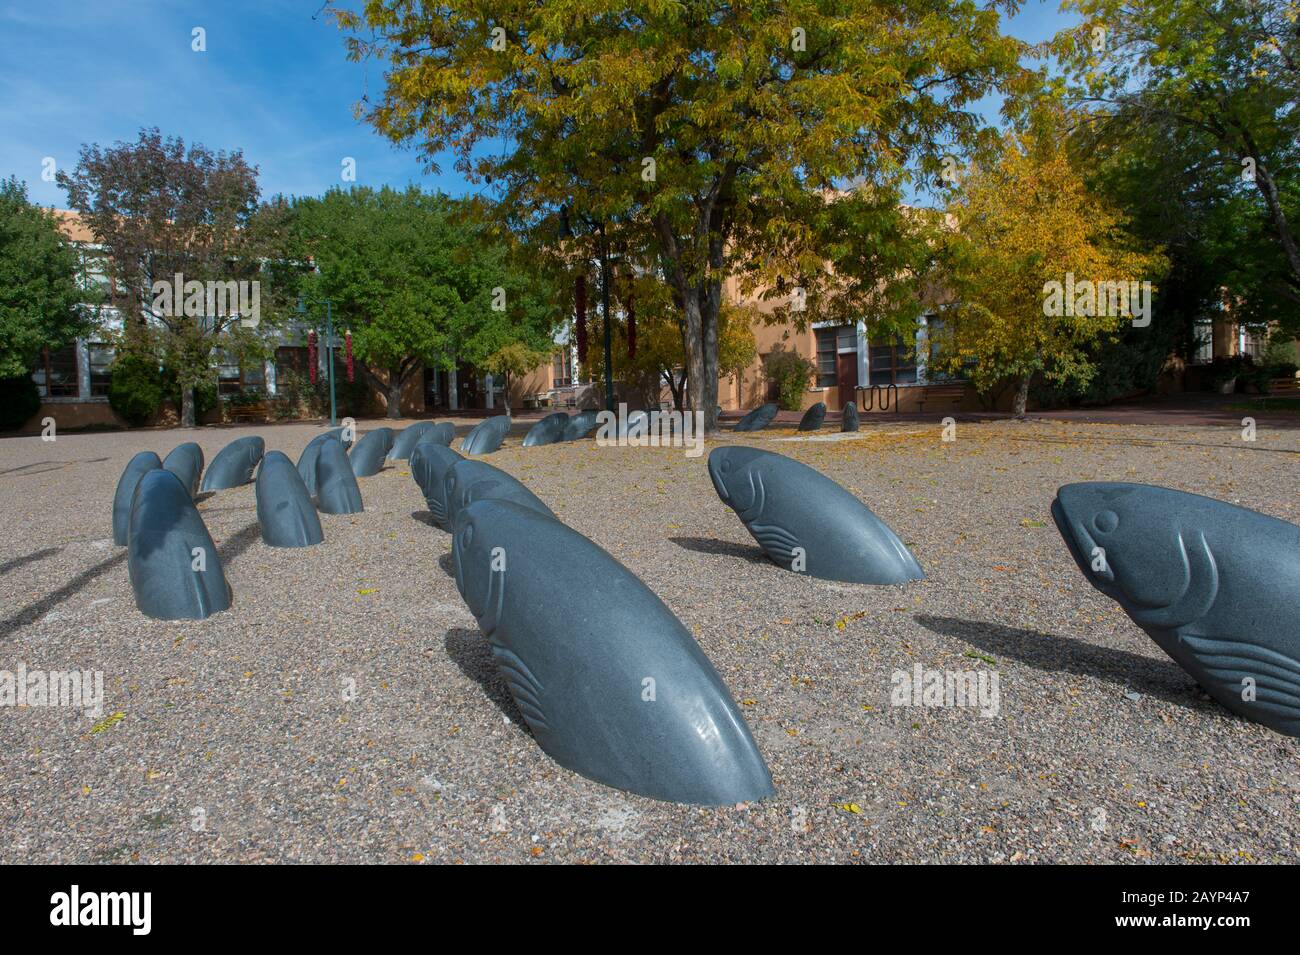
[
  {"xmin": 594, "ymin": 403, "xmax": 706, "ymax": 458},
  {"xmin": 49, "ymin": 885, "xmax": 151, "ymax": 935},
  {"xmin": 0, "ymin": 662, "xmax": 103, "ymax": 717},
  {"xmin": 151, "ymin": 272, "xmax": 261, "ymax": 327},
  {"xmin": 1042, "ymin": 272, "xmax": 1151, "ymax": 327},
  {"xmin": 891, "ymin": 664, "xmax": 1000, "ymax": 718}
]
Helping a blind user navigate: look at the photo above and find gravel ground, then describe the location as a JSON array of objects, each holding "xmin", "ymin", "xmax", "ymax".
[{"xmin": 2, "ymin": 414, "xmax": 1298, "ymax": 864}]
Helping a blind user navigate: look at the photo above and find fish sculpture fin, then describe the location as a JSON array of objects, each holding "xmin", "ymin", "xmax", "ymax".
[{"xmin": 748, "ymin": 521, "xmax": 802, "ymax": 568}]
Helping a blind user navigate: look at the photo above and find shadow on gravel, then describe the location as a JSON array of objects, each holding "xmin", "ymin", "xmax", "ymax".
[
  {"xmin": 914, "ymin": 614, "xmax": 1204, "ymax": 711},
  {"xmin": 1, "ymin": 546, "xmax": 61, "ymax": 576},
  {"xmin": 1, "ymin": 551, "xmax": 127, "ymax": 634},
  {"xmin": 669, "ymin": 536, "xmax": 770, "ymax": 564},
  {"xmin": 437, "ymin": 552, "xmax": 456, "ymax": 578},
  {"xmin": 0, "ymin": 458, "xmax": 109, "ymax": 477},
  {"xmin": 215, "ymin": 522, "xmax": 262, "ymax": 564},
  {"xmin": 443, "ymin": 628, "xmax": 531, "ymax": 734},
  {"xmin": 410, "ymin": 510, "xmax": 438, "ymax": 529}
]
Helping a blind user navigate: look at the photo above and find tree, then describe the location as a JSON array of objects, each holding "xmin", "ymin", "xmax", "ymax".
[
  {"xmin": 482, "ymin": 340, "xmax": 550, "ymax": 412},
  {"xmin": 1051, "ymin": 0, "xmax": 1300, "ymax": 312},
  {"xmin": 332, "ymin": 0, "xmax": 1024, "ymax": 430},
  {"xmin": 57, "ymin": 128, "xmax": 268, "ymax": 426},
  {"xmin": 932, "ymin": 130, "xmax": 1167, "ymax": 415},
  {"xmin": 1066, "ymin": 105, "xmax": 1299, "ymax": 398},
  {"xmin": 0, "ymin": 177, "xmax": 88, "ymax": 378},
  {"xmin": 581, "ymin": 265, "xmax": 758, "ymax": 410},
  {"xmin": 288, "ymin": 187, "xmax": 557, "ymax": 418}
]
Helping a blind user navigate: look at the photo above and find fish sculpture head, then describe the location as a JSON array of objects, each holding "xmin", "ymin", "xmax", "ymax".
[
  {"xmin": 451, "ymin": 500, "xmax": 506, "ymax": 636},
  {"xmin": 1052, "ymin": 482, "xmax": 1219, "ymax": 629},
  {"xmin": 707, "ymin": 446, "xmax": 770, "ymax": 522}
]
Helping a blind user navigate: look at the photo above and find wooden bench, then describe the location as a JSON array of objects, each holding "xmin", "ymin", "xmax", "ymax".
[
  {"xmin": 915, "ymin": 383, "xmax": 966, "ymax": 413},
  {"xmin": 1268, "ymin": 376, "xmax": 1300, "ymax": 396},
  {"xmin": 227, "ymin": 400, "xmax": 268, "ymax": 422}
]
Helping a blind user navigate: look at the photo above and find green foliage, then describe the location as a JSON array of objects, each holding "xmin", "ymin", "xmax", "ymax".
[
  {"xmin": 57, "ymin": 128, "xmax": 271, "ymax": 425},
  {"xmin": 0, "ymin": 375, "xmax": 41, "ymax": 431},
  {"xmin": 287, "ymin": 187, "xmax": 558, "ymax": 415},
  {"xmin": 763, "ymin": 348, "xmax": 815, "ymax": 411},
  {"xmin": 334, "ymin": 0, "xmax": 1024, "ymax": 429},
  {"xmin": 107, "ymin": 351, "xmax": 165, "ymax": 426},
  {"xmin": 1052, "ymin": 0, "xmax": 1300, "ymax": 328},
  {"xmin": 0, "ymin": 177, "xmax": 89, "ymax": 378},
  {"xmin": 932, "ymin": 125, "xmax": 1167, "ymax": 413}
]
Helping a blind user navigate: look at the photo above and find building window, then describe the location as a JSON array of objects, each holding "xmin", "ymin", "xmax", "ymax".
[
  {"xmin": 552, "ymin": 349, "xmax": 573, "ymax": 387},
  {"xmin": 814, "ymin": 325, "xmax": 857, "ymax": 388},
  {"xmin": 216, "ymin": 351, "xmax": 264, "ymax": 395},
  {"xmin": 869, "ymin": 339, "xmax": 919, "ymax": 386},
  {"xmin": 1191, "ymin": 319, "xmax": 1214, "ymax": 365},
  {"xmin": 275, "ymin": 346, "xmax": 309, "ymax": 377},
  {"xmin": 33, "ymin": 344, "xmax": 80, "ymax": 398},
  {"xmin": 88, "ymin": 343, "xmax": 114, "ymax": 397},
  {"xmin": 1241, "ymin": 325, "xmax": 1268, "ymax": 361}
]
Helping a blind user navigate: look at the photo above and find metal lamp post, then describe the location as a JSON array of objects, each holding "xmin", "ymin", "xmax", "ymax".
[
  {"xmin": 297, "ymin": 296, "xmax": 337, "ymax": 426},
  {"xmin": 597, "ymin": 221, "xmax": 616, "ymax": 413}
]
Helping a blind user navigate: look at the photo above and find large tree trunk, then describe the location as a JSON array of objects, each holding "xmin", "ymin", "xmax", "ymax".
[
  {"xmin": 1250, "ymin": 158, "xmax": 1300, "ymax": 301},
  {"xmin": 181, "ymin": 386, "xmax": 196, "ymax": 428},
  {"xmin": 386, "ymin": 366, "xmax": 404, "ymax": 419},
  {"xmin": 682, "ymin": 289, "xmax": 708, "ymax": 427},
  {"xmin": 1012, "ymin": 375, "xmax": 1031, "ymax": 418},
  {"xmin": 701, "ymin": 278, "xmax": 722, "ymax": 433}
]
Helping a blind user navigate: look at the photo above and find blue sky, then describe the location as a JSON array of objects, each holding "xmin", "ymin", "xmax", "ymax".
[{"xmin": 0, "ymin": 0, "xmax": 1077, "ymax": 210}]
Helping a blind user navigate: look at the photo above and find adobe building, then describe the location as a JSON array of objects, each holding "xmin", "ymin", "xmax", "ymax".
[{"xmin": 14, "ymin": 210, "xmax": 1299, "ymax": 431}]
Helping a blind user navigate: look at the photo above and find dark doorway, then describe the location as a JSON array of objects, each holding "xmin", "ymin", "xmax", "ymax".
[{"xmin": 836, "ymin": 350, "xmax": 858, "ymax": 401}]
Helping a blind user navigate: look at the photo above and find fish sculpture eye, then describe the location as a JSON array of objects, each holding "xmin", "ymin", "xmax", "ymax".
[{"xmin": 1094, "ymin": 509, "xmax": 1120, "ymax": 534}]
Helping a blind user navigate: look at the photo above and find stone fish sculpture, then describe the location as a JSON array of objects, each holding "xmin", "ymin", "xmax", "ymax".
[
  {"xmin": 425, "ymin": 422, "xmax": 456, "ymax": 446},
  {"xmin": 200, "ymin": 435, "xmax": 265, "ymax": 491},
  {"xmin": 162, "ymin": 442, "xmax": 204, "ymax": 498},
  {"xmin": 316, "ymin": 438, "xmax": 363, "ymax": 514},
  {"xmin": 798, "ymin": 402, "xmax": 826, "ymax": 432},
  {"xmin": 410, "ymin": 441, "xmax": 463, "ymax": 528},
  {"xmin": 562, "ymin": 409, "xmax": 600, "ymax": 441},
  {"xmin": 297, "ymin": 429, "xmax": 348, "ymax": 496},
  {"xmin": 708, "ymin": 446, "xmax": 924, "ymax": 585},
  {"xmin": 1052, "ymin": 481, "xmax": 1300, "ymax": 737},
  {"xmin": 522, "ymin": 411, "xmax": 569, "ymax": 448},
  {"xmin": 255, "ymin": 450, "xmax": 323, "ymax": 547},
  {"xmin": 841, "ymin": 401, "xmax": 860, "ymax": 433},
  {"xmin": 112, "ymin": 451, "xmax": 162, "ymax": 545},
  {"xmin": 461, "ymin": 415, "xmax": 511, "ymax": 455},
  {"xmin": 734, "ymin": 402, "xmax": 779, "ymax": 433},
  {"xmin": 451, "ymin": 498, "xmax": 774, "ymax": 804},
  {"xmin": 442, "ymin": 459, "xmax": 556, "ymax": 529},
  {"xmin": 350, "ymin": 427, "xmax": 395, "ymax": 477},
  {"xmin": 387, "ymin": 422, "xmax": 439, "ymax": 461},
  {"xmin": 127, "ymin": 469, "xmax": 232, "ymax": 620}
]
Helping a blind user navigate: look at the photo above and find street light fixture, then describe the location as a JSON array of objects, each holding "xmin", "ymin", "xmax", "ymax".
[{"xmin": 297, "ymin": 295, "xmax": 338, "ymax": 426}]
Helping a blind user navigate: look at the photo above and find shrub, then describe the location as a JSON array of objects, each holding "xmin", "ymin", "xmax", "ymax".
[
  {"xmin": 763, "ymin": 348, "xmax": 816, "ymax": 411},
  {"xmin": 107, "ymin": 353, "xmax": 165, "ymax": 426},
  {"xmin": 0, "ymin": 375, "xmax": 40, "ymax": 431}
]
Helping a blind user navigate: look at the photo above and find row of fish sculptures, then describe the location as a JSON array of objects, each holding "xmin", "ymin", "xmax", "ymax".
[
  {"xmin": 110, "ymin": 419, "xmax": 471, "ymax": 620},
  {"xmin": 732, "ymin": 400, "xmax": 859, "ymax": 434},
  {"xmin": 107, "ymin": 402, "xmax": 1300, "ymax": 806}
]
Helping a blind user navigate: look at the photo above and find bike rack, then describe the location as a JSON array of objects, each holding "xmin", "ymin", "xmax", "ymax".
[{"xmin": 858, "ymin": 384, "xmax": 899, "ymax": 413}]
